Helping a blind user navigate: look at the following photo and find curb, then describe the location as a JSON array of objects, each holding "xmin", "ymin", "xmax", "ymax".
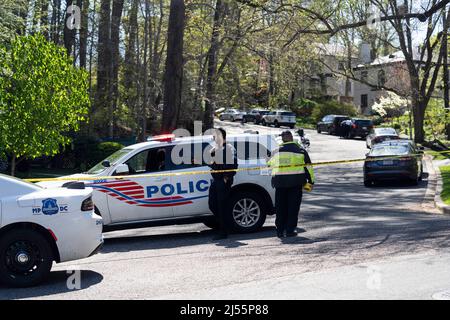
[{"xmin": 434, "ymin": 165, "xmax": 450, "ymax": 215}]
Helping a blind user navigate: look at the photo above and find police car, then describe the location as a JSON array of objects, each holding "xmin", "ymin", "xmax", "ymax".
[
  {"xmin": 39, "ymin": 134, "xmax": 278, "ymax": 233},
  {"xmin": 0, "ymin": 174, "xmax": 103, "ymax": 287}
]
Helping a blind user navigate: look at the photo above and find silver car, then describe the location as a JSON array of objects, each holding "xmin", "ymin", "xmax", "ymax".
[
  {"xmin": 219, "ymin": 109, "xmax": 246, "ymax": 122},
  {"xmin": 366, "ymin": 127, "xmax": 400, "ymax": 149}
]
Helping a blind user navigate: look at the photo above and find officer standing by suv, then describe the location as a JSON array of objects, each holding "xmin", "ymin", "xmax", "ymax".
[
  {"xmin": 208, "ymin": 128, "xmax": 238, "ymax": 240},
  {"xmin": 268, "ymin": 131, "xmax": 315, "ymax": 238}
]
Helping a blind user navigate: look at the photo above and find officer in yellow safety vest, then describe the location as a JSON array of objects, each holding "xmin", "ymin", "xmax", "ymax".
[{"xmin": 267, "ymin": 130, "xmax": 315, "ymax": 238}]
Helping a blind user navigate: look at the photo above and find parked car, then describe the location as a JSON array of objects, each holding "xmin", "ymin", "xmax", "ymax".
[
  {"xmin": 38, "ymin": 133, "xmax": 278, "ymax": 234},
  {"xmin": 242, "ymin": 109, "xmax": 270, "ymax": 124},
  {"xmin": 363, "ymin": 140, "xmax": 424, "ymax": 187},
  {"xmin": 218, "ymin": 109, "xmax": 246, "ymax": 122},
  {"xmin": 317, "ymin": 115, "xmax": 351, "ymax": 135},
  {"xmin": 348, "ymin": 119, "xmax": 374, "ymax": 139},
  {"xmin": 0, "ymin": 174, "xmax": 103, "ymax": 287},
  {"xmin": 366, "ymin": 127, "xmax": 400, "ymax": 149},
  {"xmin": 261, "ymin": 110, "xmax": 297, "ymax": 128}
]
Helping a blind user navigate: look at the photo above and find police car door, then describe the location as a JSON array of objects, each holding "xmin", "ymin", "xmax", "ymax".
[
  {"xmin": 106, "ymin": 146, "xmax": 173, "ymax": 223},
  {"xmin": 169, "ymin": 142, "xmax": 213, "ymax": 217}
]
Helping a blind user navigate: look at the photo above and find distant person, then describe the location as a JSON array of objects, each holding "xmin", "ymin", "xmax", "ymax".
[{"xmin": 340, "ymin": 119, "xmax": 353, "ymax": 139}]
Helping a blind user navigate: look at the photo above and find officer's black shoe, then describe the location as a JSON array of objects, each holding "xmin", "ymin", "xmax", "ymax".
[
  {"xmin": 277, "ymin": 231, "xmax": 285, "ymax": 238},
  {"xmin": 213, "ymin": 233, "xmax": 228, "ymax": 241},
  {"xmin": 286, "ymin": 231, "xmax": 298, "ymax": 237}
]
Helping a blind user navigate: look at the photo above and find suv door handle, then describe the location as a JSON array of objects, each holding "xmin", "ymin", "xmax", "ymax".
[{"xmin": 154, "ymin": 176, "xmax": 168, "ymax": 182}]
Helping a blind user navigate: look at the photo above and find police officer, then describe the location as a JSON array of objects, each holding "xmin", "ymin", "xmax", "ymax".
[
  {"xmin": 208, "ymin": 128, "xmax": 238, "ymax": 240},
  {"xmin": 268, "ymin": 131, "xmax": 315, "ymax": 238}
]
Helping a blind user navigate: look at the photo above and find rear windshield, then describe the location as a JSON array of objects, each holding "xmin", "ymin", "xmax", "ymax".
[
  {"xmin": 370, "ymin": 145, "xmax": 411, "ymax": 156},
  {"xmin": 375, "ymin": 128, "xmax": 397, "ymax": 135},
  {"xmin": 281, "ymin": 112, "xmax": 295, "ymax": 116},
  {"xmin": 355, "ymin": 120, "xmax": 373, "ymax": 126}
]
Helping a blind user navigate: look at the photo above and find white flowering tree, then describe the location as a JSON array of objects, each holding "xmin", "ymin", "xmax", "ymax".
[{"xmin": 372, "ymin": 92, "xmax": 409, "ymax": 119}]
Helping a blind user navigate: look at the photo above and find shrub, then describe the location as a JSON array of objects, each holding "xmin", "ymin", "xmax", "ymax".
[
  {"xmin": 311, "ymin": 100, "xmax": 357, "ymax": 122},
  {"xmin": 291, "ymin": 98, "xmax": 318, "ymax": 118}
]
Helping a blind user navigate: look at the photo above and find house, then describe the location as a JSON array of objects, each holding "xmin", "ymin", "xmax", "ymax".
[
  {"xmin": 299, "ymin": 43, "xmax": 359, "ymax": 103},
  {"xmin": 352, "ymin": 51, "xmax": 412, "ymax": 115}
]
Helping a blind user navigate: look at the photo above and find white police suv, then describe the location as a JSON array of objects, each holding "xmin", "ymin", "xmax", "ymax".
[
  {"xmin": 39, "ymin": 134, "xmax": 278, "ymax": 233},
  {"xmin": 0, "ymin": 174, "xmax": 103, "ymax": 287}
]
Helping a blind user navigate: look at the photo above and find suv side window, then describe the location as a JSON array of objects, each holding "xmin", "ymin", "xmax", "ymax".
[
  {"xmin": 124, "ymin": 147, "xmax": 168, "ymax": 174},
  {"xmin": 168, "ymin": 143, "xmax": 212, "ymax": 170},
  {"xmin": 232, "ymin": 141, "xmax": 270, "ymax": 160}
]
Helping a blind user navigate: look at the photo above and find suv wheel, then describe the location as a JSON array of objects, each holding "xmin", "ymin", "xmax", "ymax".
[
  {"xmin": 261, "ymin": 120, "xmax": 267, "ymax": 126},
  {"xmin": 228, "ymin": 191, "xmax": 267, "ymax": 233},
  {"xmin": 317, "ymin": 127, "xmax": 322, "ymax": 134},
  {"xmin": 274, "ymin": 120, "xmax": 280, "ymax": 128},
  {"xmin": 0, "ymin": 229, "xmax": 54, "ymax": 287}
]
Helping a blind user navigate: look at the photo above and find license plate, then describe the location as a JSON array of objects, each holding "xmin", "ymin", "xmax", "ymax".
[
  {"xmin": 383, "ymin": 160, "xmax": 394, "ymax": 165},
  {"xmin": 362, "ymin": 127, "xmax": 367, "ymax": 130}
]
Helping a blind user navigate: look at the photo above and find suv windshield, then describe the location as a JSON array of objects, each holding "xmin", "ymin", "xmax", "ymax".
[{"xmin": 87, "ymin": 148, "xmax": 134, "ymax": 174}]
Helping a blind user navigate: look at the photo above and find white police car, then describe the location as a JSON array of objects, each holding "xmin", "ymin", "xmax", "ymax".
[
  {"xmin": 0, "ymin": 174, "xmax": 103, "ymax": 287},
  {"xmin": 39, "ymin": 134, "xmax": 278, "ymax": 233}
]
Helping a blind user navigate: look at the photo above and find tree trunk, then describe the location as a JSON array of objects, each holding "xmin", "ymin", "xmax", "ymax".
[
  {"xmin": 10, "ymin": 154, "xmax": 16, "ymax": 177},
  {"xmin": 162, "ymin": 0, "xmax": 185, "ymax": 133},
  {"xmin": 96, "ymin": 0, "xmax": 111, "ymax": 137},
  {"xmin": 63, "ymin": 0, "xmax": 76, "ymax": 55},
  {"xmin": 79, "ymin": 0, "xmax": 89, "ymax": 68},
  {"xmin": 40, "ymin": 0, "xmax": 50, "ymax": 40},
  {"xmin": 109, "ymin": 0, "xmax": 125, "ymax": 138},
  {"xmin": 203, "ymin": 0, "xmax": 224, "ymax": 130}
]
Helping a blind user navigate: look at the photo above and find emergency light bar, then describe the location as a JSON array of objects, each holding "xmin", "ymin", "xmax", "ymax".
[{"xmin": 147, "ymin": 134, "xmax": 176, "ymax": 142}]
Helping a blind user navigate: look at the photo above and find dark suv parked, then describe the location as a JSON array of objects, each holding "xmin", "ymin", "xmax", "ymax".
[
  {"xmin": 317, "ymin": 115, "xmax": 351, "ymax": 135},
  {"xmin": 242, "ymin": 109, "xmax": 269, "ymax": 124},
  {"xmin": 349, "ymin": 119, "xmax": 374, "ymax": 138}
]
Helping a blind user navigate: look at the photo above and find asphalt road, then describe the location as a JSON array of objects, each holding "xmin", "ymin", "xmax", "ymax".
[{"xmin": 1, "ymin": 120, "xmax": 450, "ymax": 300}]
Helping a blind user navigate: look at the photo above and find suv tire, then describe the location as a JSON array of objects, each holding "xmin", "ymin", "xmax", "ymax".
[{"xmin": 228, "ymin": 191, "xmax": 267, "ymax": 233}]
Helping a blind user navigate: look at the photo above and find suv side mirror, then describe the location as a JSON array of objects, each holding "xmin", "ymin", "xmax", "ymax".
[{"xmin": 115, "ymin": 164, "xmax": 129, "ymax": 175}]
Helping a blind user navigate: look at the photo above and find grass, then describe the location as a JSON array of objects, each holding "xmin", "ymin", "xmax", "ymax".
[{"xmin": 440, "ymin": 165, "xmax": 450, "ymax": 205}]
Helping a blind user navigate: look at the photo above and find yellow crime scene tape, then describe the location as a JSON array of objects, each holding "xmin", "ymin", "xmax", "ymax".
[{"xmin": 23, "ymin": 149, "xmax": 450, "ymax": 183}]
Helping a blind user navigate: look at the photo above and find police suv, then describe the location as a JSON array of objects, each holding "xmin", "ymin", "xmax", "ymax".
[
  {"xmin": 39, "ymin": 134, "xmax": 278, "ymax": 233},
  {"xmin": 0, "ymin": 174, "xmax": 103, "ymax": 287}
]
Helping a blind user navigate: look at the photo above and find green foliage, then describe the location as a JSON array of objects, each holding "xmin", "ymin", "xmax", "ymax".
[
  {"xmin": 424, "ymin": 99, "xmax": 450, "ymax": 141},
  {"xmin": 291, "ymin": 98, "xmax": 318, "ymax": 117},
  {"xmin": 311, "ymin": 99, "xmax": 357, "ymax": 122},
  {"xmin": 0, "ymin": 34, "xmax": 90, "ymax": 171},
  {"xmin": 440, "ymin": 165, "xmax": 450, "ymax": 205},
  {"xmin": 0, "ymin": 0, "xmax": 26, "ymax": 45}
]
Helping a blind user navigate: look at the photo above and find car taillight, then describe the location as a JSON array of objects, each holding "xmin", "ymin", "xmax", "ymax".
[
  {"xmin": 81, "ymin": 196, "xmax": 94, "ymax": 211},
  {"xmin": 352, "ymin": 124, "xmax": 357, "ymax": 129}
]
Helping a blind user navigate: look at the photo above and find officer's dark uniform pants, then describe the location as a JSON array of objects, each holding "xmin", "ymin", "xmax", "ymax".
[
  {"xmin": 275, "ymin": 187, "xmax": 303, "ymax": 233},
  {"xmin": 208, "ymin": 179, "xmax": 232, "ymax": 234}
]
